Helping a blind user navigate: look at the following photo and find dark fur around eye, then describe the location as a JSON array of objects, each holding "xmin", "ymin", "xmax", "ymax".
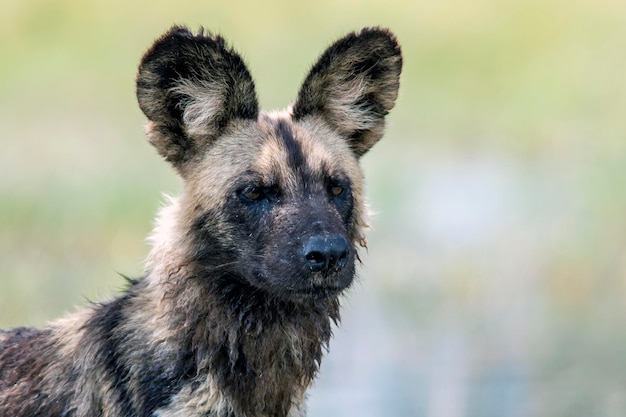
[
  {"xmin": 327, "ymin": 178, "xmax": 350, "ymax": 200},
  {"xmin": 326, "ymin": 179, "xmax": 353, "ymax": 223},
  {"xmin": 238, "ymin": 184, "xmax": 280, "ymax": 204},
  {"xmin": 239, "ymin": 186, "xmax": 265, "ymax": 202}
]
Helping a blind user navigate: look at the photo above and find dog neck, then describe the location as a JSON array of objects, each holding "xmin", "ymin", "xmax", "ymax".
[{"xmin": 156, "ymin": 267, "xmax": 341, "ymax": 417}]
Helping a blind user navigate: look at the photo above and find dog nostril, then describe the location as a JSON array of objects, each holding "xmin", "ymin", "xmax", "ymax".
[
  {"xmin": 336, "ymin": 250, "xmax": 348, "ymax": 267},
  {"xmin": 303, "ymin": 235, "xmax": 349, "ymax": 273},
  {"xmin": 305, "ymin": 251, "xmax": 326, "ymax": 267}
]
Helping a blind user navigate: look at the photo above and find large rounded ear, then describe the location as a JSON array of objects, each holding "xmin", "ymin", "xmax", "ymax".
[
  {"xmin": 136, "ymin": 26, "xmax": 258, "ymax": 173},
  {"xmin": 292, "ymin": 28, "xmax": 402, "ymax": 157}
]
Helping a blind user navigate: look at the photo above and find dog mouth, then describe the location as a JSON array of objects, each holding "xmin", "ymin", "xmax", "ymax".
[
  {"xmin": 250, "ymin": 258, "xmax": 355, "ymax": 300},
  {"xmin": 286, "ymin": 284, "xmax": 346, "ymax": 299},
  {"xmin": 285, "ymin": 270, "xmax": 354, "ymax": 299},
  {"xmin": 252, "ymin": 272, "xmax": 349, "ymax": 300}
]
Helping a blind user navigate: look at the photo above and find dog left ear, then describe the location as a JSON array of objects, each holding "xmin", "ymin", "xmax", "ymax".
[
  {"xmin": 292, "ymin": 28, "xmax": 402, "ymax": 157},
  {"xmin": 136, "ymin": 26, "xmax": 258, "ymax": 173}
]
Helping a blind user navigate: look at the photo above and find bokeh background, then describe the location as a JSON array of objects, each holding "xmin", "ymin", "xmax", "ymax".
[{"xmin": 1, "ymin": 1, "xmax": 625, "ymax": 416}]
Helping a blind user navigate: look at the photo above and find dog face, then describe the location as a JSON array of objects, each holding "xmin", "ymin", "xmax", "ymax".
[{"xmin": 137, "ymin": 27, "xmax": 402, "ymax": 302}]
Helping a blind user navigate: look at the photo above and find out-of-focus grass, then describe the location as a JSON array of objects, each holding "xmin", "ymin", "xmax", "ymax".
[{"xmin": 1, "ymin": 1, "xmax": 626, "ymax": 416}]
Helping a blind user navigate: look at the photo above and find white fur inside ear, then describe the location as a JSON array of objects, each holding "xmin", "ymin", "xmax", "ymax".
[
  {"xmin": 326, "ymin": 78, "xmax": 379, "ymax": 134},
  {"xmin": 171, "ymin": 78, "xmax": 227, "ymax": 140}
]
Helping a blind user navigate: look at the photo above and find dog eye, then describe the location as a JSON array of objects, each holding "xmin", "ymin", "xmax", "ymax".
[
  {"xmin": 240, "ymin": 186, "xmax": 265, "ymax": 202},
  {"xmin": 330, "ymin": 185, "xmax": 344, "ymax": 197}
]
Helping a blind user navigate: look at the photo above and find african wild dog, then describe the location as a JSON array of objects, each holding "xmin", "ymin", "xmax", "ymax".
[{"xmin": 0, "ymin": 26, "xmax": 402, "ymax": 416}]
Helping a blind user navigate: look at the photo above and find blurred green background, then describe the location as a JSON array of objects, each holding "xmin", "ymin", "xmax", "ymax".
[{"xmin": 1, "ymin": 0, "xmax": 625, "ymax": 416}]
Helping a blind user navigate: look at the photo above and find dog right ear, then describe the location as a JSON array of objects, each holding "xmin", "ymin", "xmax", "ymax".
[
  {"xmin": 292, "ymin": 28, "xmax": 402, "ymax": 158},
  {"xmin": 136, "ymin": 26, "xmax": 259, "ymax": 174}
]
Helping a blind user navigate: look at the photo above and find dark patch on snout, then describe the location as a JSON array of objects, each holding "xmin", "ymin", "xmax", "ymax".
[{"xmin": 265, "ymin": 198, "xmax": 356, "ymax": 300}]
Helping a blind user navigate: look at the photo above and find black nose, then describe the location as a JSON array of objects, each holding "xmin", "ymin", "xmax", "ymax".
[{"xmin": 302, "ymin": 235, "xmax": 349, "ymax": 274}]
